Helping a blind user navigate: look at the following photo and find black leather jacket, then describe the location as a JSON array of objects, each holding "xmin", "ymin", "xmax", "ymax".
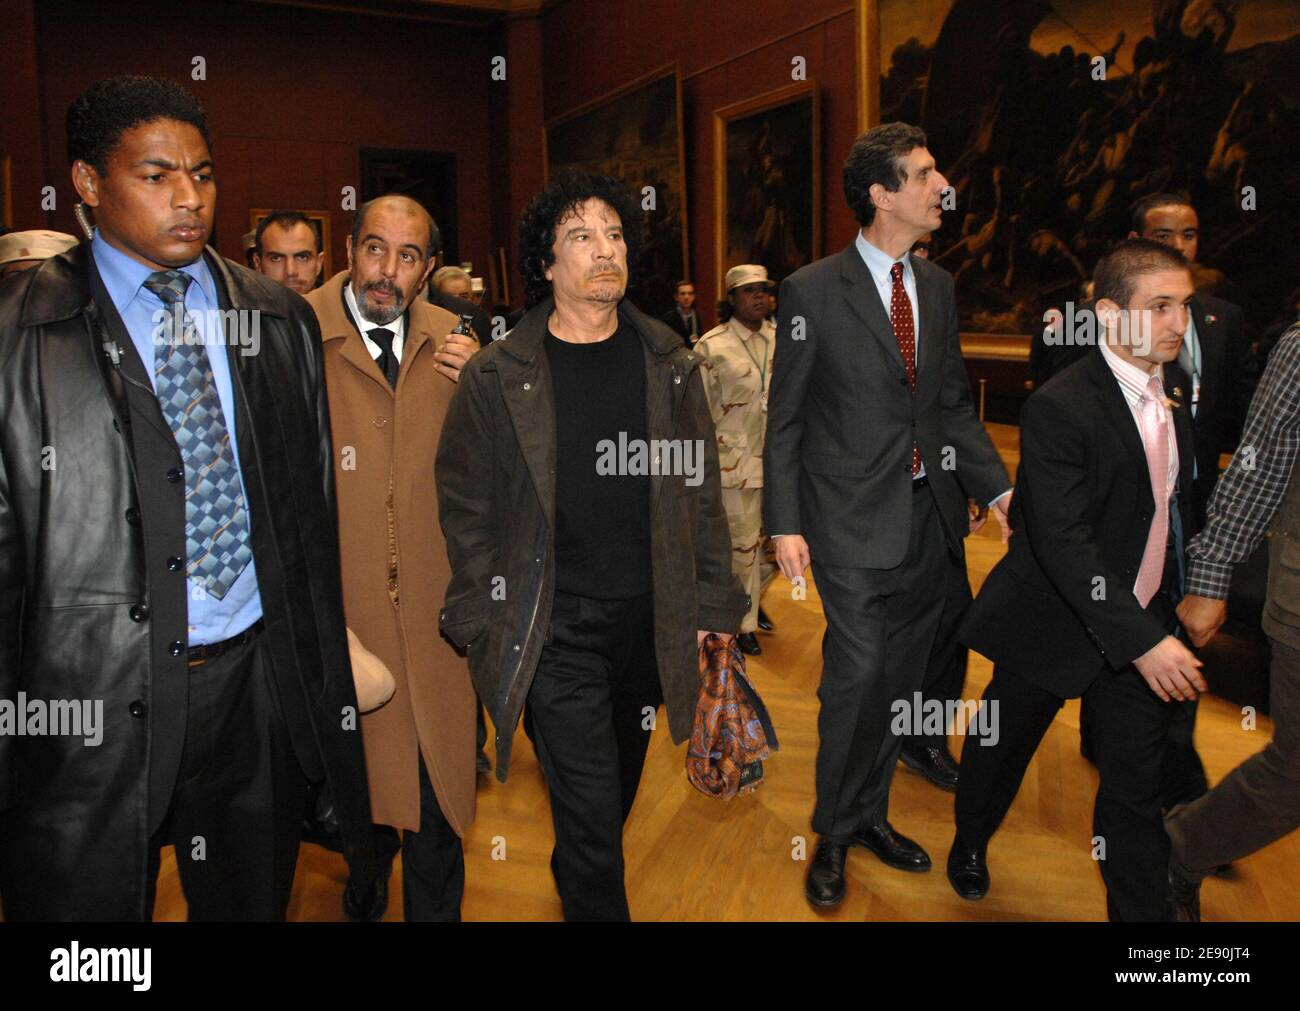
[{"xmin": 0, "ymin": 243, "xmax": 373, "ymax": 919}]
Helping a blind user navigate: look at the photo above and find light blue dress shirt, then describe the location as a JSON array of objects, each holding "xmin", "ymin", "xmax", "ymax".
[{"xmin": 92, "ymin": 231, "xmax": 263, "ymax": 645}]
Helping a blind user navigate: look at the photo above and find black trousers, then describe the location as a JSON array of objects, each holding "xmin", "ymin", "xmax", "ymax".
[
  {"xmin": 912, "ymin": 545, "xmax": 973, "ymax": 754},
  {"xmin": 523, "ymin": 590, "xmax": 662, "ymax": 921},
  {"xmin": 810, "ymin": 485, "xmax": 951, "ymax": 840},
  {"xmin": 372, "ymin": 751, "xmax": 465, "ymax": 921},
  {"xmin": 145, "ymin": 633, "xmax": 307, "ymax": 921},
  {"xmin": 955, "ymin": 661, "xmax": 1191, "ymax": 921}
]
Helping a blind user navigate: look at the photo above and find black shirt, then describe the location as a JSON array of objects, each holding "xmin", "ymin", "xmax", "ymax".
[{"xmin": 545, "ymin": 321, "xmax": 652, "ymax": 599}]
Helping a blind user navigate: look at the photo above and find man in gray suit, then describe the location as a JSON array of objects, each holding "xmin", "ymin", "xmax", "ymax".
[{"xmin": 764, "ymin": 122, "xmax": 1012, "ymax": 907}]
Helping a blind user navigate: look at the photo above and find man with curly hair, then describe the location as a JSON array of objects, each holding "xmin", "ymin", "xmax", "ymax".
[{"xmin": 435, "ymin": 171, "xmax": 747, "ymax": 920}]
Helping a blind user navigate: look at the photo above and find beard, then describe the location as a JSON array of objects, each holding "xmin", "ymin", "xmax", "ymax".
[{"xmin": 358, "ymin": 279, "xmax": 405, "ymax": 325}]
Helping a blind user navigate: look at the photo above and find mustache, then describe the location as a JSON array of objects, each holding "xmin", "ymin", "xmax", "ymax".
[
  {"xmin": 586, "ymin": 265, "xmax": 624, "ymax": 279},
  {"xmin": 362, "ymin": 279, "xmax": 404, "ymax": 300}
]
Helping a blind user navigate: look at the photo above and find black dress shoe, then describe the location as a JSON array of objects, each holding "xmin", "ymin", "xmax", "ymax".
[
  {"xmin": 851, "ymin": 822, "xmax": 931, "ymax": 872},
  {"xmin": 1168, "ymin": 860, "xmax": 1202, "ymax": 922},
  {"xmin": 343, "ymin": 869, "xmax": 389, "ymax": 922},
  {"xmin": 805, "ymin": 838, "xmax": 848, "ymax": 907},
  {"xmin": 757, "ymin": 608, "xmax": 775, "ymax": 631},
  {"xmin": 900, "ymin": 744, "xmax": 960, "ymax": 791},
  {"xmin": 736, "ymin": 631, "xmax": 762, "ymax": 656},
  {"xmin": 946, "ymin": 836, "xmax": 989, "ymax": 900}
]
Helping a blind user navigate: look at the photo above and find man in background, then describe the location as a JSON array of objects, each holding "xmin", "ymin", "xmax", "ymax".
[
  {"xmin": 253, "ymin": 209, "xmax": 324, "ymax": 295},
  {"xmin": 660, "ymin": 278, "xmax": 700, "ymax": 347},
  {"xmin": 0, "ymin": 229, "xmax": 79, "ymax": 280}
]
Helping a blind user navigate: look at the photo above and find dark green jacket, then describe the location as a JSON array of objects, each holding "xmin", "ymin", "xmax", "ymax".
[{"xmin": 435, "ymin": 296, "xmax": 748, "ymax": 781}]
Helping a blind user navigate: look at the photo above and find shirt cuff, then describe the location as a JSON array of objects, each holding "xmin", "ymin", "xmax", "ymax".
[
  {"xmin": 988, "ymin": 489, "xmax": 1013, "ymax": 509},
  {"xmin": 1185, "ymin": 559, "xmax": 1233, "ymax": 601}
]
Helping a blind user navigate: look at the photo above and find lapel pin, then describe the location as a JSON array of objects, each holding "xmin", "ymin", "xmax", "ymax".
[{"xmin": 1204, "ymin": 314, "xmax": 1217, "ymax": 324}]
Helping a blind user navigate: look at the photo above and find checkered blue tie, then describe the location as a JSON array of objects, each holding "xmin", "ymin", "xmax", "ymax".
[{"xmin": 145, "ymin": 269, "xmax": 252, "ymax": 601}]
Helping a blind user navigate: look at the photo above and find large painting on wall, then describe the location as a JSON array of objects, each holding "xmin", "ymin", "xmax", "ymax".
[
  {"xmin": 715, "ymin": 82, "xmax": 821, "ymax": 302},
  {"xmin": 877, "ymin": 0, "xmax": 1300, "ymax": 337},
  {"xmin": 544, "ymin": 65, "xmax": 687, "ymax": 317}
]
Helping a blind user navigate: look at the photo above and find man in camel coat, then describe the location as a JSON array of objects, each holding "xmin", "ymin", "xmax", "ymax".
[{"xmin": 305, "ymin": 194, "xmax": 479, "ymax": 920}]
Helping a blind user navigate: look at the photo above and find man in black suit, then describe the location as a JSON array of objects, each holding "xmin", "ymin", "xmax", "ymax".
[
  {"xmin": 1128, "ymin": 193, "xmax": 1257, "ymax": 529},
  {"xmin": 660, "ymin": 278, "xmax": 700, "ymax": 346},
  {"xmin": 949, "ymin": 238, "xmax": 1207, "ymax": 921},
  {"xmin": 0, "ymin": 76, "xmax": 373, "ymax": 920},
  {"xmin": 764, "ymin": 122, "xmax": 1012, "ymax": 907}
]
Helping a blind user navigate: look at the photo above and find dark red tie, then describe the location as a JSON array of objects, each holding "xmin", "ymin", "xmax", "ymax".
[{"xmin": 890, "ymin": 262, "xmax": 920, "ymax": 475}]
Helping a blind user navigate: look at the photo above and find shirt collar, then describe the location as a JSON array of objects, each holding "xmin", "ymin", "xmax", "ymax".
[
  {"xmin": 727, "ymin": 315, "xmax": 768, "ymax": 343},
  {"xmin": 91, "ymin": 228, "xmax": 215, "ymax": 314},
  {"xmin": 855, "ymin": 231, "xmax": 912, "ymax": 287},
  {"xmin": 1100, "ymin": 339, "xmax": 1164, "ymax": 399},
  {"xmin": 344, "ymin": 277, "xmax": 406, "ymax": 341}
]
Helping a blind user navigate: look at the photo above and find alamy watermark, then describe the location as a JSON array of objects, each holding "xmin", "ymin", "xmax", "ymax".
[
  {"xmin": 595, "ymin": 433, "xmax": 705, "ymax": 487},
  {"xmin": 890, "ymin": 691, "xmax": 1000, "ymax": 747},
  {"xmin": 151, "ymin": 306, "xmax": 262, "ymax": 357},
  {"xmin": 0, "ymin": 694, "xmax": 103, "ymax": 746}
]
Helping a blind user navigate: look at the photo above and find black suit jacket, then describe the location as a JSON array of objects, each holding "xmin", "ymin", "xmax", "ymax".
[
  {"xmin": 960, "ymin": 350, "xmax": 1196, "ymax": 698},
  {"xmin": 763, "ymin": 241, "xmax": 1009, "ymax": 566},
  {"xmin": 1185, "ymin": 292, "xmax": 1255, "ymax": 527},
  {"xmin": 660, "ymin": 307, "xmax": 699, "ymax": 345}
]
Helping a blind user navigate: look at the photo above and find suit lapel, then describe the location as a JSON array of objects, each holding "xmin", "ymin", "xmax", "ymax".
[
  {"xmin": 837, "ymin": 243, "xmax": 906, "ymax": 372},
  {"xmin": 1088, "ymin": 350, "xmax": 1154, "ymax": 512},
  {"xmin": 913, "ymin": 258, "xmax": 939, "ymax": 383}
]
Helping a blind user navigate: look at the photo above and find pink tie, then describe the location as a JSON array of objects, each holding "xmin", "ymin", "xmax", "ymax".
[{"xmin": 1134, "ymin": 376, "xmax": 1170, "ymax": 608}]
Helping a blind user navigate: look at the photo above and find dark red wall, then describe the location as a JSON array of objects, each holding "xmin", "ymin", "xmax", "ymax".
[
  {"xmin": 23, "ymin": 0, "xmax": 502, "ymax": 285},
  {"xmin": 539, "ymin": 0, "xmax": 860, "ymax": 322}
]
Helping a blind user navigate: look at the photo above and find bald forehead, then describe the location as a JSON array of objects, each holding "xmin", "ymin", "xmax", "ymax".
[{"xmin": 357, "ymin": 197, "xmax": 433, "ymax": 253}]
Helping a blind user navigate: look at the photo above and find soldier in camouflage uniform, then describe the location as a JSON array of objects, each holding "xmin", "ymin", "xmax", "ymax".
[{"xmin": 697, "ymin": 264, "xmax": 779, "ymax": 655}]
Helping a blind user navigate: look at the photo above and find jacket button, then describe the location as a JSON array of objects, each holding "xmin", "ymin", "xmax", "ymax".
[
  {"xmin": 673, "ymin": 374, "xmax": 681, "ymax": 385},
  {"xmin": 169, "ymin": 640, "xmax": 185, "ymax": 657},
  {"xmin": 373, "ymin": 416, "xmax": 387, "ymax": 428},
  {"xmin": 125, "ymin": 506, "xmax": 141, "ymax": 525},
  {"xmin": 513, "ymin": 644, "xmax": 520, "ymax": 652},
  {"xmin": 128, "ymin": 700, "xmax": 147, "ymax": 718},
  {"xmin": 129, "ymin": 603, "xmax": 149, "ymax": 622},
  {"xmin": 523, "ymin": 382, "xmax": 531, "ymax": 391},
  {"xmin": 166, "ymin": 467, "xmax": 183, "ymax": 483},
  {"xmin": 167, "ymin": 556, "xmax": 184, "ymax": 572}
]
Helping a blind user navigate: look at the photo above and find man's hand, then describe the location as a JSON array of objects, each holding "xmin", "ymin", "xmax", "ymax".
[
  {"xmin": 1177, "ymin": 594, "xmax": 1228, "ymax": 649},
  {"xmin": 968, "ymin": 499, "xmax": 989, "ymax": 534},
  {"xmin": 1133, "ymin": 635, "xmax": 1207, "ymax": 702},
  {"xmin": 698, "ymin": 630, "xmax": 735, "ymax": 648},
  {"xmin": 989, "ymin": 489, "xmax": 1013, "ymax": 543},
  {"xmin": 433, "ymin": 332, "xmax": 479, "ymax": 383},
  {"xmin": 773, "ymin": 533, "xmax": 811, "ymax": 584}
]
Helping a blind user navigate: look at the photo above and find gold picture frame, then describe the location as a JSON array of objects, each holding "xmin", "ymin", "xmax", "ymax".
[{"xmin": 713, "ymin": 81, "xmax": 821, "ymax": 303}]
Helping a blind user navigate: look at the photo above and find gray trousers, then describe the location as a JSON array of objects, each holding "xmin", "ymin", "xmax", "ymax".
[{"xmin": 1166, "ymin": 636, "xmax": 1300, "ymax": 875}]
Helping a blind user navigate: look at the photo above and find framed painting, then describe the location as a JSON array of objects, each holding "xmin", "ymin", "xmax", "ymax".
[
  {"xmin": 544, "ymin": 65, "xmax": 688, "ymax": 316},
  {"xmin": 876, "ymin": 0, "xmax": 1300, "ymax": 338},
  {"xmin": 714, "ymin": 81, "xmax": 820, "ymax": 302}
]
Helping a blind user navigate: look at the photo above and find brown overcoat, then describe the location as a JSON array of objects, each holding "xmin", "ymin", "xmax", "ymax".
[{"xmin": 306, "ymin": 270, "xmax": 476, "ymax": 834}]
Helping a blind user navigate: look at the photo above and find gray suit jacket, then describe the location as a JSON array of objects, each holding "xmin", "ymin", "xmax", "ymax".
[{"xmin": 763, "ymin": 241, "xmax": 1008, "ymax": 567}]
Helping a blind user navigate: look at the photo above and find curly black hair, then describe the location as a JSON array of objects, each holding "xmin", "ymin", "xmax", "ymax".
[
  {"xmin": 842, "ymin": 121, "xmax": 927, "ymax": 228},
  {"xmin": 67, "ymin": 76, "xmax": 211, "ymax": 174},
  {"xmin": 518, "ymin": 169, "xmax": 643, "ymax": 308}
]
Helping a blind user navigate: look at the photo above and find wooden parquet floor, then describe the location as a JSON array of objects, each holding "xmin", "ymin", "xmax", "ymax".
[{"xmin": 153, "ymin": 423, "xmax": 1300, "ymax": 921}]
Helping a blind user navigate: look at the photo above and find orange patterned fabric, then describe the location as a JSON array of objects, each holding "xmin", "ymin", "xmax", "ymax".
[{"xmin": 686, "ymin": 634, "xmax": 779, "ymax": 799}]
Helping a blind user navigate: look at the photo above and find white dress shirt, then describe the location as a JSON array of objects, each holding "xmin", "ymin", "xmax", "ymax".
[{"xmin": 345, "ymin": 281, "xmax": 406, "ymax": 363}]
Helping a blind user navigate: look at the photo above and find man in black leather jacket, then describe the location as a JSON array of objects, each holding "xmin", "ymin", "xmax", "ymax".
[{"xmin": 0, "ymin": 75, "xmax": 373, "ymax": 921}]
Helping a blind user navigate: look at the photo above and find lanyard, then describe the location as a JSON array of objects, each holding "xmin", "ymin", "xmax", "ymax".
[{"xmin": 738, "ymin": 326, "xmax": 769, "ymax": 394}]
